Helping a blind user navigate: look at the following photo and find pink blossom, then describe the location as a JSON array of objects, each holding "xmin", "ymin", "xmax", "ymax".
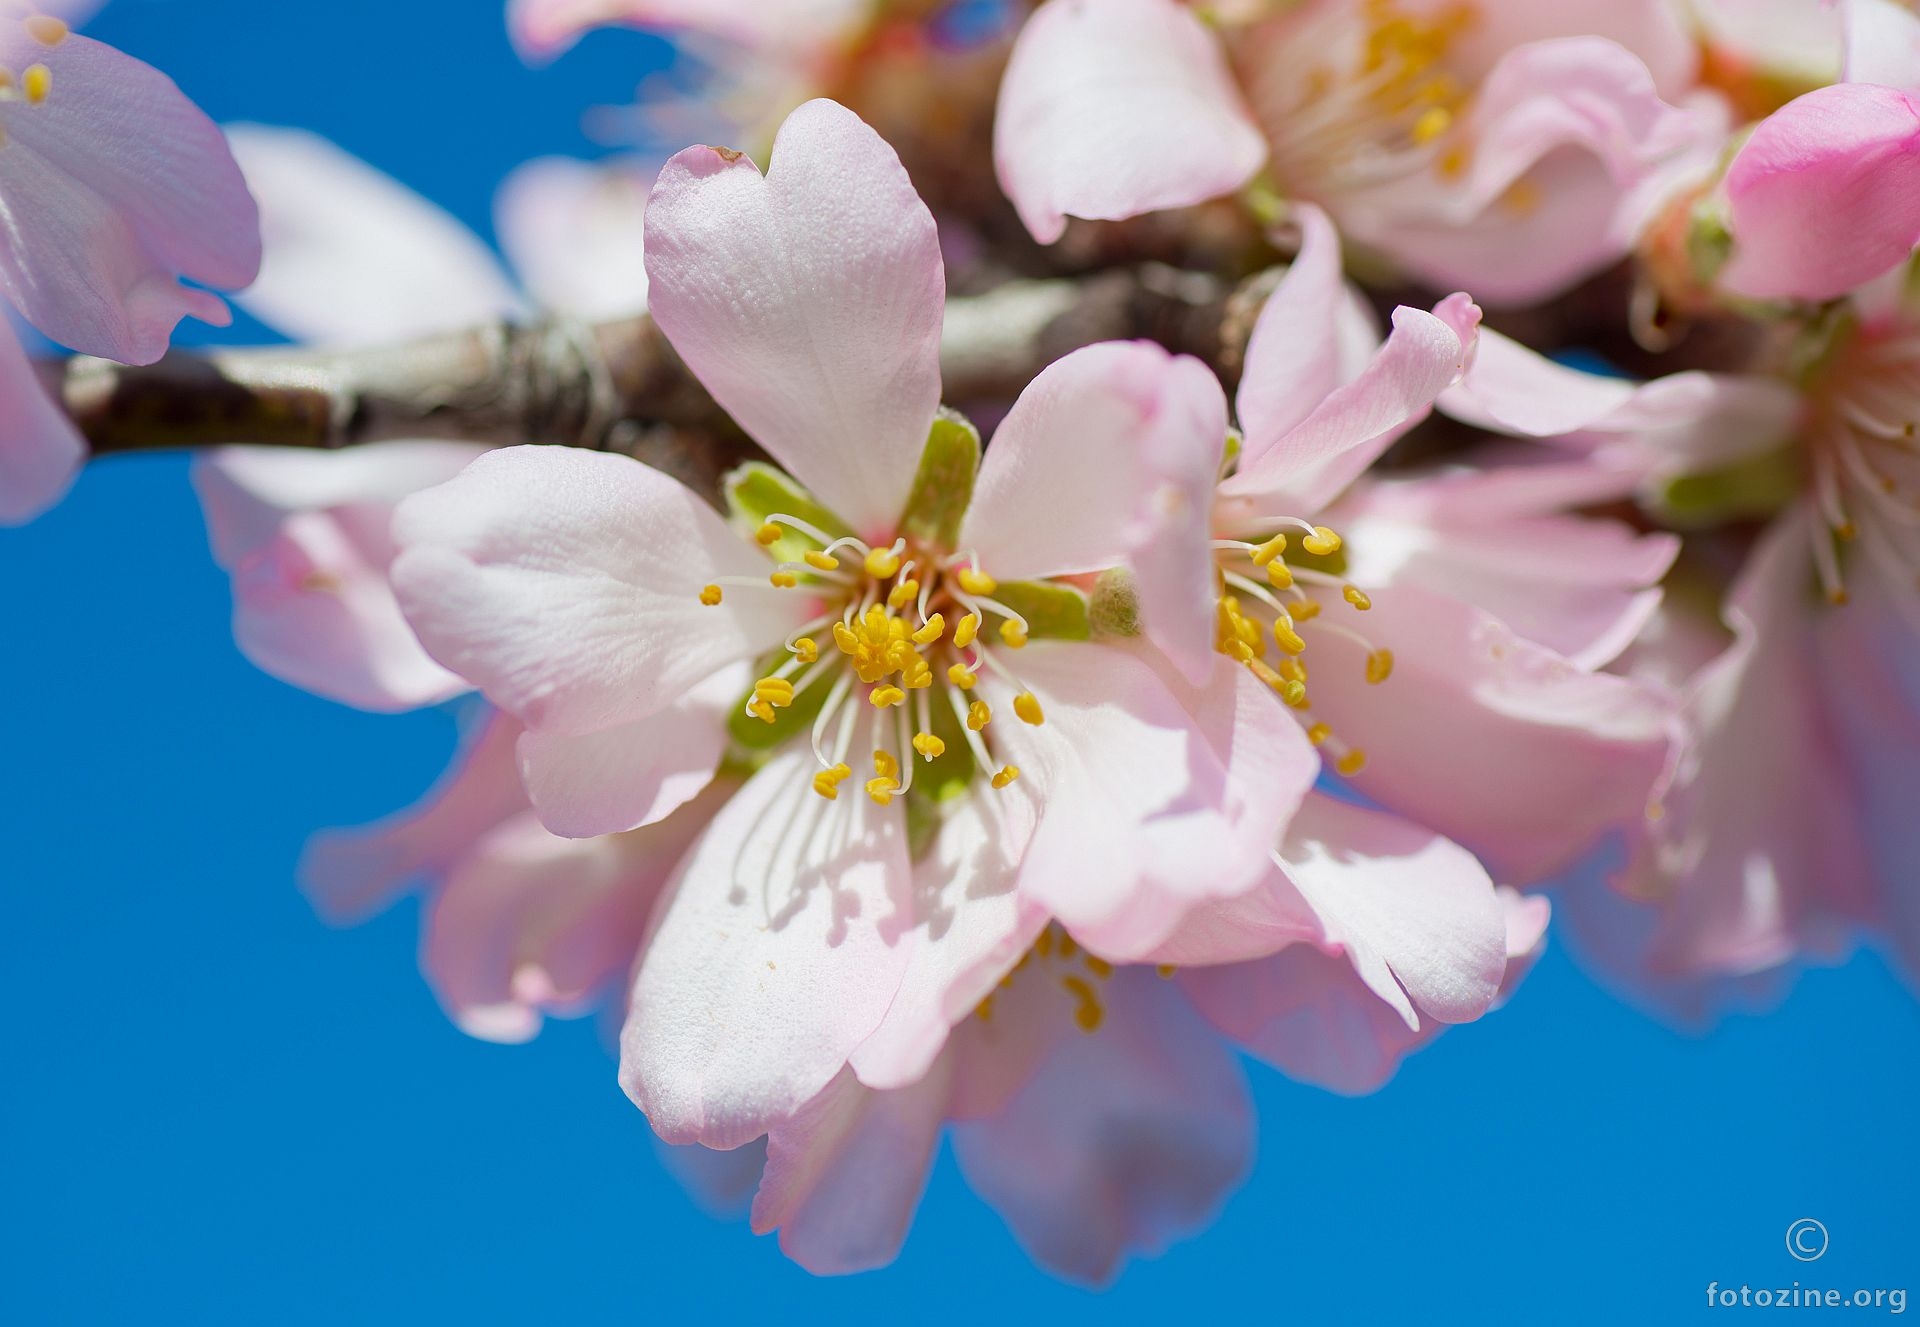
[
  {"xmin": 994, "ymin": 0, "xmax": 1718, "ymax": 302},
  {"xmin": 391, "ymin": 101, "xmax": 1311, "ymax": 1150},
  {"xmin": 0, "ymin": 15, "xmax": 259, "ymax": 364},
  {"xmin": 507, "ymin": 0, "xmax": 869, "ymax": 65},
  {"xmin": 0, "ymin": 314, "xmax": 83, "ymax": 525}
]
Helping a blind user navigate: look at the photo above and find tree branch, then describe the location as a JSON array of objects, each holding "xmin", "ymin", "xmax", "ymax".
[{"xmin": 57, "ymin": 265, "xmax": 1258, "ymax": 498}]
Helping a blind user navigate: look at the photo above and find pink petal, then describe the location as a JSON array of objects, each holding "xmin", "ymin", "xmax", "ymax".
[
  {"xmin": 390, "ymin": 445, "xmax": 804, "ymax": 735},
  {"xmin": 993, "ymin": 0, "xmax": 1266, "ymax": 244},
  {"xmin": 982, "ymin": 643, "xmax": 1317, "ymax": 959},
  {"xmin": 959, "ymin": 340, "xmax": 1230, "ymax": 685},
  {"xmin": 0, "ymin": 313, "xmax": 82, "ymax": 524},
  {"xmin": 193, "ymin": 443, "xmax": 483, "ymax": 711},
  {"xmin": 424, "ymin": 782, "xmax": 726, "ymax": 1042},
  {"xmin": 949, "ymin": 968, "xmax": 1253, "ymax": 1287},
  {"xmin": 298, "ymin": 711, "xmax": 530, "ymax": 925},
  {"xmin": 516, "ymin": 666, "xmax": 744, "ymax": 837},
  {"xmin": 642, "ymin": 100, "xmax": 944, "ymax": 539},
  {"xmin": 848, "ymin": 791, "xmax": 1050, "ymax": 1093},
  {"xmin": 0, "ymin": 25, "xmax": 259, "ymax": 363},
  {"xmin": 619, "ymin": 747, "xmax": 913, "ymax": 1149},
  {"xmin": 1225, "ymin": 294, "xmax": 1480, "ymax": 510},
  {"xmin": 1451, "ymin": 0, "xmax": 1699, "ymax": 99},
  {"xmin": 508, "ymin": 0, "xmax": 866, "ymax": 61},
  {"xmin": 1721, "ymin": 83, "xmax": 1920, "ymax": 302},
  {"xmin": 1303, "ymin": 582, "xmax": 1674, "ymax": 884},
  {"xmin": 495, "ymin": 155, "xmax": 655, "ymax": 321},
  {"xmin": 1844, "ymin": 0, "xmax": 1920, "ymax": 89},
  {"xmin": 751, "ymin": 1061, "xmax": 954, "ymax": 1275},
  {"xmin": 227, "ymin": 125, "xmax": 521, "ymax": 345}
]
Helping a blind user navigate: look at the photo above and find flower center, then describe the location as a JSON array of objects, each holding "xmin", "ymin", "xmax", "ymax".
[
  {"xmin": 1243, "ymin": 0, "xmax": 1478, "ymax": 197},
  {"xmin": 973, "ymin": 924, "xmax": 1160, "ymax": 1034},
  {"xmin": 1210, "ymin": 518, "xmax": 1391, "ymax": 776},
  {"xmin": 701, "ymin": 510, "xmax": 1046, "ymax": 807},
  {"xmin": 1805, "ymin": 324, "xmax": 1920, "ymax": 602}
]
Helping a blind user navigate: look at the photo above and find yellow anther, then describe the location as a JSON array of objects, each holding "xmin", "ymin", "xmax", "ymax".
[
  {"xmin": 754, "ymin": 522, "xmax": 782, "ymax": 546},
  {"xmin": 900, "ymin": 657, "xmax": 934, "ymax": 689},
  {"xmin": 22, "ymin": 63, "xmax": 49, "ymax": 105},
  {"xmin": 1013, "ymin": 692, "xmax": 1045, "ymax": 726},
  {"xmin": 864, "ymin": 547, "xmax": 902, "ymax": 578},
  {"xmin": 1266, "ymin": 560, "xmax": 1294, "ymax": 589},
  {"xmin": 698, "ymin": 584, "xmax": 723, "ymax": 606},
  {"xmin": 1248, "ymin": 533, "xmax": 1288, "ymax": 566},
  {"xmin": 1365, "ymin": 649, "xmax": 1395, "ymax": 685},
  {"xmin": 948, "ymin": 664, "xmax": 978, "ymax": 690},
  {"xmin": 1035, "ymin": 929, "xmax": 1055, "ymax": 958},
  {"xmin": 1058, "ymin": 932, "xmax": 1079, "ymax": 957},
  {"xmin": 793, "ymin": 637, "xmax": 819, "ymax": 664},
  {"xmin": 1336, "ymin": 748, "xmax": 1369, "ymax": 777},
  {"xmin": 1306, "ymin": 722, "xmax": 1333, "ymax": 746},
  {"xmin": 1836, "ymin": 521, "xmax": 1858, "ymax": 542},
  {"xmin": 991, "ymin": 764, "xmax": 1021, "ymax": 790},
  {"xmin": 998, "ymin": 619, "xmax": 1029, "ymax": 649},
  {"xmin": 956, "ymin": 567, "xmax": 997, "ymax": 596},
  {"xmin": 1282, "ymin": 679, "xmax": 1309, "ymax": 707},
  {"xmin": 1273, "ymin": 618, "xmax": 1308, "ymax": 656},
  {"xmin": 1084, "ymin": 955, "xmax": 1113, "ymax": 979},
  {"xmin": 812, "ymin": 763, "xmax": 853, "ymax": 800},
  {"xmin": 912, "ymin": 732, "xmax": 946, "ymax": 760},
  {"xmin": 1060, "ymin": 975, "xmax": 1104, "ymax": 1032},
  {"xmin": 967, "ymin": 700, "xmax": 991, "ymax": 731},
  {"xmin": 869, "ymin": 684, "xmax": 907, "ymax": 708},
  {"xmin": 24, "ymin": 17, "xmax": 68, "ymax": 46},
  {"xmin": 912, "ymin": 613, "xmax": 945, "ymax": 646},
  {"xmin": 865, "ymin": 777, "xmax": 899, "ymax": 806},
  {"xmin": 747, "ymin": 698, "xmax": 777, "ymax": 724},
  {"xmin": 1829, "ymin": 587, "xmax": 1851, "ymax": 606},
  {"xmin": 952, "ymin": 613, "xmax": 980, "ymax": 648},
  {"xmin": 1439, "ymin": 144, "xmax": 1470, "ymax": 178},
  {"xmin": 769, "ymin": 570, "xmax": 799, "ymax": 589},
  {"xmin": 1411, "ymin": 105, "xmax": 1452, "ymax": 144},
  {"xmin": 1156, "ymin": 964, "xmax": 1178, "ymax": 979},
  {"xmin": 1290, "ymin": 599, "xmax": 1322, "ymax": 621},
  {"xmin": 1222, "ymin": 638, "xmax": 1255, "ymax": 664},
  {"xmin": 873, "ymin": 749, "xmax": 900, "ymax": 782},
  {"xmin": 1277, "ymin": 656, "xmax": 1308, "ymax": 684},
  {"xmin": 1302, "ymin": 525, "xmax": 1343, "ymax": 557},
  {"xmin": 974, "ymin": 995, "xmax": 994, "ymax": 1022},
  {"xmin": 754, "ymin": 677, "xmax": 795, "ymax": 704},
  {"xmin": 831, "ymin": 621, "xmax": 859, "ymax": 655},
  {"xmin": 887, "ymin": 579, "xmax": 920, "ymax": 610},
  {"xmin": 803, "ymin": 549, "xmax": 840, "ymax": 571},
  {"xmin": 1343, "ymin": 585, "xmax": 1373, "ymax": 611}
]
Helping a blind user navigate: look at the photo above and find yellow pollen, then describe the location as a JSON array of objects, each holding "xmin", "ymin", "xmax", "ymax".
[
  {"xmin": 803, "ymin": 550, "xmax": 839, "ymax": 571},
  {"xmin": 991, "ymin": 764, "xmax": 1021, "ymax": 789},
  {"xmin": 999, "ymin": 619, "xmax": 1029, "ymax": 649},
  {"xmin": 812, "ymin": 763, "xmax": 853, "ymax": 800},
  {"xmin": 1277, "ymin": 657, "xmax": 1307, "ymax": 684},
  {"xmin": 754, "ymin": 676, "xmax": 795, "ymax": 704},
  {"xmin": 887, "ymin": 579, "xmax": 920, "ymax": 610},
  {"xmin": 22, "ymin": 63, "xmax": 49, "ymax": 105},
  {"xmin": 1365, "ymin": 648, "xmax": 1395, "ymax": 684},
  {"xmin": 1013, "ymin": 692, "xmax": 1045, "ymax": 726},
  {"xmin": 912, "ymin": 613, "xmax": 946, "ymax": 645},
  {"xmin": 874, "ymin": 749, "xmax": 900, "ymax": 782},
  {"xmin": 1266, "ymin": 560, "xmax": 1294, "ymax": 589},
  {"xmin": 1302, "ymin": 525, "xmax": 1343, "ymax": 557},
  {"xmin": 865, "ymin": 547, "xmax": 902, "ymax": 578},
  {"xmin": 1084, "ymin": 955, "xmax": 1114, "ymax": 978},
  {"xmin": 754, "ymin": 522, "xmax": 782, "ymax": 546},
  {"xmin": 1290, "ymin": 599, "xmax": 1322, "ymax": 622},
  {"xmin": 900, "ymin": 657, "xmax": 934, "ymax": 689},
  {"xmin": 1273, "ymin": 618, "xmax": 1308, "ymax": 656},
  {"xmin": 968, "ymin": 700, "xmax": 992, "ymax": 730},
  {"xmin": 1411, "ymin": 105, "xmax": 1451, "ymax": 144},
  {"xmin": 869, "ymin": 684, "xmax": 907, "ymax": 708},
  {"xmin": 793, "ymin": 637, "xmax": 819, "ymax": 664},
  {"xmin": 866, "ymin": 777, "xmax": 899, "ymax": 806},
  {"xmin": 1306, "ymin": 722, "xmax": 1333, "ymax": 746},
  {"xmin": 769, "ymin": 570, "xmax": 799, "ymax": 589},
  {"xmin": 747, "ymin": 698, "xmax": 776, "ymax": 724},
  {"xmin": 912, "ymin": 732, "xmax": 946, "ymax": 760},
  {"xmin": 1282, "ymin": 679, "xmax": 1309, "ymax": 707},
  {"xmin": 953, "ymin": 613, "xmax": 980, "ymax": 648},
  {"xmin": 957, "ymin": 567, "xmax": 997, "ymax": 596},
  {"xmin": 1343, "ymin": 585, "xmax": 1373, "ymax": 611},
  {"xmin": 974, "ymin": 995, "xmax": 994, "ymax": 1022},
  {"xmin": 1060, "ymin": 975, "xmax": 1104, "ymax": 1032},
  {"xmin": 948, "ymin": 663, "xmax": 978, "ymax": 689},
  {"xmin": 698, "ymin": 584, "xmax": 723, "ymax": 606},
  {"xmin": 24, "ymin": 16, "xmax": 68, "ymax": 46},
  {"xmin": 1156, "ymin": 964, "xmax": 1178, "ymax": 979},
  {"xmin": 1336, "ymin": 749, "xmax": 1369, "ymax": 777},
  {"xmin": 1248, "ymin": 533, "xmax": 1288, "ymax": 566}
]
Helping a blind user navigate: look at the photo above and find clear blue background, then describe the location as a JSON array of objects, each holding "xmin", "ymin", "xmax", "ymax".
[{"xmin": 3, "ymin": 3, "xmax": 1915, "ymax": 1322}]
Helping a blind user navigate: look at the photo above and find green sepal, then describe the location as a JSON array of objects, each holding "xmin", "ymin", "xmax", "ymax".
[
  {"xmin": 903, "ymin": 694, "xmax": 978, "ymax": 859},
  {"xmin": 723, "ymin": 461, "xmax": 854, "ymax": 564},
  {"xmin": 991, "ymin": 579, "xmax": 1091, "ymax": 641},
  {"xmin": 1656, "ymin": 448, "xmax": 1802, "ymax": 528},
  {"xmin": 898, "ymin": 408, "xmax": 981, "ymax": 554},
  {"xmin": 726, "ymin": 657, "xmax": 834, "ymax": 751}
]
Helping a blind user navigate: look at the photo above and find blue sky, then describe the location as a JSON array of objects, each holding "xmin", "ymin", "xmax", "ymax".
[{"xmin": 2, "ymin": 2, "xmax": 1915, "ymax": 1322}]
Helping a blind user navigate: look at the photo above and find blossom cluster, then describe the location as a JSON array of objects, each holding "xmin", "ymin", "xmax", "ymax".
[{"xmin": 5, "ymin": 0, "xmax": 1918, "ymax": 1284}]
